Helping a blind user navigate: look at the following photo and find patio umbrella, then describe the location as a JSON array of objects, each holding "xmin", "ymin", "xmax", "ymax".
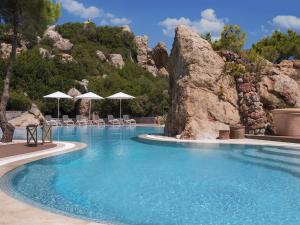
[
  {"xmin": 75, "ymin": 92, "xmax": 104, "ymax": 120},
  {"xmin": 107, "ymin": 92, "xmax": 135, "ymax": 119},
  {"xmin": 44, "ymin": 91, "xmax": 72, "ymax": 120}
]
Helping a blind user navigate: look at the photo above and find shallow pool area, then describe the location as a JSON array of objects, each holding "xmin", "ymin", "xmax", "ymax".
[{"xmin": 2, "ymin": 126, "xmax": 300, "ymax": 225}]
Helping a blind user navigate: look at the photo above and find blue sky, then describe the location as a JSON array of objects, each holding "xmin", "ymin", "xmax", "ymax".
[{"xmin": 57, "ymin": 0, "xmax": 300, "ymax": 50}]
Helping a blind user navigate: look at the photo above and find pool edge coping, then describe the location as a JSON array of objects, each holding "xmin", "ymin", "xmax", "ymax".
[
  {"xmin": 0, "ymin": 141, "xmax": 108, "ymax": 225},
  {"xmin": 138, "ymin": 134, "xmax": 300, "ymax": 149}
]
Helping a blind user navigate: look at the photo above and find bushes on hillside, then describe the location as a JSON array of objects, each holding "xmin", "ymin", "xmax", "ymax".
[
  {"xmin": 7, "ymin": 92, "xmax": 31, "ymax": 111},
  {"xmin": 56, "ymin": 23, "xmax": 137, "ymax": 60},
  {"xmin": 252, "ymin": 30, "xmax": 300, "ymax": 63}
]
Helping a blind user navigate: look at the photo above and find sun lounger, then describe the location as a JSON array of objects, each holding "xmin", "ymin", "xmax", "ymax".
[
  {"xmin": 76, "ymin": 115, "xmax": 89, "ymax": 125},
  {"xmin": 123, "ymin": 115, "xmax": 136, "ymax": 125},
  {"xmin": 107, "ymin": 115, "xmax": 121, "ymax": 125},
  {"xmin": 45, "ymin": 115, "xmax": 60, "ymax": 126},
  {"xmin": 62, "ymin": 115, "xmax": 75, "ymax": 126},
  {"xmin": 92, "ymin": 115, "xmax": 105, "ymax": 125}
]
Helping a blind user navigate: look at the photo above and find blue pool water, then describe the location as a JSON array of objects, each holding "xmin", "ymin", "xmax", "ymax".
[{"xmin": 2, "ymin": 126, "xmax": 300, "ymax": 225}]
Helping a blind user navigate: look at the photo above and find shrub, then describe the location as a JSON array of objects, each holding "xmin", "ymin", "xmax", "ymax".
[
  {"xmin": 7, "ymin": 92, "xmax": 32, "ymax": 111},
  {"xmin": 224, "ymin": 62, "xmax": 245, "ymax": 79},
  {"xmin": 252, "ymin": 30, "xmax": 300, "ymax": 63},
  {"xmin": 214, "ymin": 25, "xmax": 246, "ymax": 53}
]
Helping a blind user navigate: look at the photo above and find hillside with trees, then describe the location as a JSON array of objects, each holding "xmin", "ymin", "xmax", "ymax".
[{"xmin": 0, "ymin": 22, "xmax": 169, "ymax": 120}]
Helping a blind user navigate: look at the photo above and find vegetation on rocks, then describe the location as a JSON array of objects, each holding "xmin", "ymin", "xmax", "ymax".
[
  {"xmin": 252, "ymin": 30, "xmax": 300, "ymax": 63},
  {"xmin": 214, "ymin": 25, "xmax": 247, "ymax": 53},
  {"xmin": 0, "ymin": 22, "xmax": 168, "ymax": 118}
]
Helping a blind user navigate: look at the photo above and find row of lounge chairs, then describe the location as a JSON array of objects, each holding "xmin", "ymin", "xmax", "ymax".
[{"xmin": 45, "ymin": 114, "xmax": 136, "ymax": 126}]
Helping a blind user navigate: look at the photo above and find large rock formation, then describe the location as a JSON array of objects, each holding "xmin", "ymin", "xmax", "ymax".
[
  {"xmin": 69, "ymin": 80, "xmax": 91, "ymax": 116},
  {"xmin": 134, "ymin": 36, "xmax": 148, "ymax": 66},
  {"xmin": 134, "ymin": 36, "xmax": 169, "ymax": 77},
  {"xmin": 165, "ymin": 26, "xmax": 240, "ymax": 139},
  {"xmin": 43, "ymin": 25, "xmax": 73, "ymax": 52},
  {"xmin": 9, "ymin": 104, "xmax": 45, "ymax": 127}
]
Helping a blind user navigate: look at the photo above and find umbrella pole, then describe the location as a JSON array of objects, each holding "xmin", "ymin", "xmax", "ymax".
[
  {"xmin": 120, "ymin": 99, "xmax": 122, "ymax": 121},
  {"xmin": 89, "ymin": 100, "xmax": 92, "ymax": 121},
  {"xmin": 57, "ymin": 98, "xmax": 60, "ymax": 121}
]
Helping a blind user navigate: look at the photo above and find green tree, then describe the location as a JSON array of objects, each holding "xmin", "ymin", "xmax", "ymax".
[
  {"xmin": 214, "ymin": 25, "xmax": 246, "ymax": 53},
  {"xmin": 201, "ymin": 32, "xmax": 212, "ymax": 44},
  {"xmin": 252, "ymin": 30, "xmax": 300, "ymax": 63},
  {"xmin": 0, "ymin": 0, "xmax": 60, "ymax": 142}
]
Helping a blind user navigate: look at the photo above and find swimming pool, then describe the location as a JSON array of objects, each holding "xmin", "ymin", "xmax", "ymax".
[{"xmin": 1, "ymin": 126, "xmax": 300, "ymax": 225}]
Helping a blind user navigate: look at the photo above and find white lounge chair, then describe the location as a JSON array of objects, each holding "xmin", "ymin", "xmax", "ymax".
[
  {"xmin": 92, "ymin": 115, "xmax": 105, "ymax": 126},
  {"xmin": 62, "ymin": 115, "xmax": 74, "ymax": 126},
  {"xmin": 123, "ymin": 115, "xmax": 136, "ymax": 125},
  {"xmin": 107, "ymin": 115, "xmax": 121, "ymax": 125},
  {"xmin": 45, "ymin": 115, "xmax": 60, "ymax": 126},
  {"xmin": 76, "ymin": 115, "xmax": 88, "ymax": 126}
]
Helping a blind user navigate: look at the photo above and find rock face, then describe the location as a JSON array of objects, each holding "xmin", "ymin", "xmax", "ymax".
[
  {"xmin": 76, "ymin": 79, "xmax": 89, "ymax": 94},
  {"xmin": 108, "ymin": 54, "xmax": 125, "ymax": 69},
  {"xmin": 258, "ymin": 60, "xmax": 300, "ymax": 109},
  {"xmin": 121, "ymin": 25, "xmax": 131, "ymax": 33},
  {"xmin": 9, "ymin": 104, "xmax": 45, "ymax": 127},
  {"xmin": 54, "ymin": 39, "xmax": 73, "ymax": 52},
  {"xmin": 96, "ymin": 50, "xmax": 107, "ymax": 62},
  {"xmin": 67, "ymin": 86, "xmax": 90, "ymax": 116},
  {"xmin": 135, "ymin": 36, "xmax": 148, "ymax": 66},
  {"xmin": 43, "ymin": 25, "xmax": 73, "ymax": 52},
  {"xmin": 72, "ymin": 80, "xmax": 90, "ymax": 116},
  {"xmin": 60, "ymin": 53, "xmax": 74, "ymax": 63},
  {"xmin": 236, "ymin": 74, "xmax": 268, "ymax": 135},
  {"xmin": 0, "ymin": 42, "xmax": 27, "ymax": 59},
  {"xmin": 165, "ymin": 26, "xmax": 240, "ymax": 139},
  {"xmin": 0, "ymin": 43, "xmax": 12, "ymax": 59},
  {"xmin": 67, "ymin": 87, "xmax": 81, "ymax": 98},
  {"xmin": 151, "ymin": 42, "xmax": 169, "ymax": 69},
  {"xmin": 39, "ymin": 48, "xmax": 54, "ymax": 59},
  {"xmin": 134, "ymin": 36, "xmax": 169, "ymax": 77}
]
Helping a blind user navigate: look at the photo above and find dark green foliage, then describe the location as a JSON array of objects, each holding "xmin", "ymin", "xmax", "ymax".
[
  {"xmin": 7, "ymin": 92, "xmax": 31, "ymax": 111},
  {"xmin": 56, "ymin": 23, "xmax": 137, "ymax": 60},
  {"xmin": 252, "ymin": 30, "xmax": 300, "ymax": 63},
  {"xmin": 0, "ymin": 0, "xmax": 61, "ymax": 42},
  {"xmin": 88, "ymin": 62, "xmax": 169, "ymax": 117},
  {"xmin": 213, "ymin": 25, "xmax": 246, "ymax": 53}
]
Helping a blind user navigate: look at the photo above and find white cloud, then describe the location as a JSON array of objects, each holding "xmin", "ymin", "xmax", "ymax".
[
  {"xmin": 159, "ymin": 9, "xmax": 226, "ymax": 39},
  {"xmin": 110, "ymin": 17, "xmax": 131, "ymax": 25},
  {"xmin": 273, "ymin": 15, "xmax": 300, "ymax": 31},
  {"xmin": 60, "ymin": 0, "xmax": 101, "ymax": 19},
  {"xmin": 60, "ymin": 0, "xmax": 131, "ymax": 25}
]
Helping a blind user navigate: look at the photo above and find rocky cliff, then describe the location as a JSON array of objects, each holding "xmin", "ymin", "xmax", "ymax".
[
  {"xmin": 165, "ymin": 26, "xmax": 240, "ymax": 139},
  {"xmin": 134, "ymin": 36, "xmax": 169, "ymax": 77},
  {"xmin": 165, "ymin": 25, "xmax": 300, "ymax": 139}
]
